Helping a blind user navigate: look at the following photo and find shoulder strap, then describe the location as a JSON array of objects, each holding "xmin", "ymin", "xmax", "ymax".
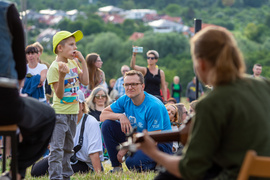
[{"xmin": 78, "ymin": 114, "xmax": 88, "ymax": 146}]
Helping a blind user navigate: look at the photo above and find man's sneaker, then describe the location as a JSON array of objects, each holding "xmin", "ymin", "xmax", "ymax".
[
  {"xmin": 109, "ymin": 167, "xmax": 123, "ymax": 173},
  {"xmin": 0, "ymin": 172, "xmax": 11, "ymax": 180}
]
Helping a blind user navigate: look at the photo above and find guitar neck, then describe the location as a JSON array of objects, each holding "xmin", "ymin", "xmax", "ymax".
[
  {"xmin": 135, "ymin": 123, "xmax": 191, "ymax": 145},
  {"xmin": 136, "ymin": 131, "xmax": 181, "ymax": 143}
]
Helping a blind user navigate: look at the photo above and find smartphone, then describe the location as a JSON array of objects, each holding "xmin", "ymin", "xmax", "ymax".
[{"xmin": 133, "ymin": 47, "xmax": 143, "ymax": 53}]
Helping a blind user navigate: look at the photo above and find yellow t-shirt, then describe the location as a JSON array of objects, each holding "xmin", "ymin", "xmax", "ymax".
[{"xmin": 47, "ymin": 59, "xmax": 82, "ymax": 114}]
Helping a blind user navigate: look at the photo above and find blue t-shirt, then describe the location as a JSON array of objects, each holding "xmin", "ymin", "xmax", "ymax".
[{"xmin": 110, "ymin": 91, "xmax": 172, "ymax": 132}]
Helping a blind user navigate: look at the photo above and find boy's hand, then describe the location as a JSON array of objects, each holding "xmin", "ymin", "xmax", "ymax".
[
  {"xmin": 58, "ymin": 62, "xmax": 69, "ymax": 76},
  {"xmin": 73, "ymin": 50, "xmax": 84, "ymax": 61}
]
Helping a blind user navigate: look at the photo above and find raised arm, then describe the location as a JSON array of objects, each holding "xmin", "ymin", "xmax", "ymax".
[
  {"xmin": 52, "ymin": 64, "xmax": 67, "ymax": 99},
  {"xmin": 160, "ymin": 70, "xmax": 167, "ymax": 102},
  {"xmin": 130, "ymin": 51, "xmax": 147, "ymax": 76},
  {"xmin": 76, "ymin": 50, "xmax": 89, "ymax": 86}
]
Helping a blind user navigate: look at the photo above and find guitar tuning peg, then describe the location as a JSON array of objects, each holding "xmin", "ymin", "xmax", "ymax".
[{"xmin": 126, "ymin": 126, "xmax": 137, "ymax": 137}]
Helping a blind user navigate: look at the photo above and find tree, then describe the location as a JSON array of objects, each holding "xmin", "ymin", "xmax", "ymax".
[
  {"xmin": 119, "ymin": 0, "xmax": 135, "ymax": 9},
  {"xmin": 57, "ymin": 18, "xmax": 71, "ymax": 30},
  {"xmin": 164, "ymin": 4, "xmax": 182, "ymax": 17},
  {"xmin": 265, "ymin": 14, "xmax": 270, "ymax": 28},
  {"xmin": 122, "ymin": 19, "xmax": 136, "ymax": 36},
  {"xmin": 82, "ymin": 19, "xmax": 104, "ymax": 36},
  {"xmin": 84, "ymin": 32, "xmax": 127, "ymax": 79},
  {"xmin": 244, "ymin": 23, "xmax": 260, "ymax": 42},
  {"xmin": 136, "ymin": 32, "xmax": 189, "ymax": 60},
  {"xmin": 67, "ymin": 21, "xmax": 83, "ymax": 33}
]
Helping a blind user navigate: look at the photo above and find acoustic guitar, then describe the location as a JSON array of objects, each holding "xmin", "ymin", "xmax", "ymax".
[{"xmin": 118, "ymin": 113, "xmax": 194, "ymax": 152}]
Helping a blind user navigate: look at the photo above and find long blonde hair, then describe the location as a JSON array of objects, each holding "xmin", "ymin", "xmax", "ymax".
[
  {"xmin": 191, "ymin": 27, "xmax": 246, "ymax": 86},
  {"xmin": 86, "ymin": 86, "xmax": 111, "ymax": 111},
  {"xmin": 86, "ymin": 53, "xmax": 104, "ymax": 90}
]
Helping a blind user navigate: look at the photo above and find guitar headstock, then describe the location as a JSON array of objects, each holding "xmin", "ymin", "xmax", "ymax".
[{"xmin": 117, "ymin": 126, "xmax": 139, "ymax": 153}]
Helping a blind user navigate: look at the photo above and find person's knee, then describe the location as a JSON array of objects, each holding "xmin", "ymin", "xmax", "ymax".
[
  {"xmin": 101, "ymin": 120, "xmax": 115, "ymax": 134},
  {"xmin": 125, "ymin": 158, "xmax": 137, "ymax": 170}
]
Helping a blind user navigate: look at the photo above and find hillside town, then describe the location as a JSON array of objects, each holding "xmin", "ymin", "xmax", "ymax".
[{"xmin": 23, "ymin": 5, "xmax": 220, "ymax": 50}]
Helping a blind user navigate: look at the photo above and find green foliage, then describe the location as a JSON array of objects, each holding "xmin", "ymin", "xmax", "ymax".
[
  {"xmin": 83, "ymin": 19, "xmax": 104, "ymax": 36},
  {"xmin": 164, "ymin": 4, "xmax": 182, "ymax": 17},
  {"xmin": 67, "ymin": 21, "xmax": 83, "ymax": 33},
  {"xmin": 12, "ymin": 0, "xmax": 270, "ymax": 95}
]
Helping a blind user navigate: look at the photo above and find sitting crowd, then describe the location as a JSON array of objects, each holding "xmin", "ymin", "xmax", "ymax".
[{"xmin": 2, "ymin": 2, "xmax": 270, "ymax": 180}]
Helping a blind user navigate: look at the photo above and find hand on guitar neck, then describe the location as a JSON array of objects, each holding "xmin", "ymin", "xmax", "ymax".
[{"xmin": 118, "ymin": 113, "xmax": 194, "ymax": 153}]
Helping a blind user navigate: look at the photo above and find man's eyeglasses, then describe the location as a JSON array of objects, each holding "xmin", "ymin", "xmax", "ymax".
[
  {"xmin": 147, "ymin": 57, "xmax": 156, "ymax": 60},
  {"xmin": 122, "ymin": 70, "xmax": 129, "ymax": 73},
  {"xmin": 123, "ymin": 83, "xmax": 142, "ymax": 88},
  {"xmin": 95, "ymin": 95, "xmax": 106, "ymax": 99}
]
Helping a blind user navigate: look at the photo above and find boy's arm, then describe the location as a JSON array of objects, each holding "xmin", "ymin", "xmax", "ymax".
[
  {"xmin": 53, "ymin": 64, "xmax": 67, "ymax": 99},
  {"xmin": 75, "ymin": 51, "xmax": 89, "ymax": 86}
]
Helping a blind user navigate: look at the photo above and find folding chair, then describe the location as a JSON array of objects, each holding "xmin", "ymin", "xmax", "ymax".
[
  {"xmin": 237, "ymin": 150, "xmax": 270, "ymax": 180},
  {"xmin": 0, "ymin": 124, "xmax": 18, "ymax": 180}
]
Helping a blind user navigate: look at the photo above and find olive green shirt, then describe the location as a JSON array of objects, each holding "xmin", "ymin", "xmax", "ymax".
[{"xmin": 179, "ymin": 77, "xmax": 270, "ymax": 180}]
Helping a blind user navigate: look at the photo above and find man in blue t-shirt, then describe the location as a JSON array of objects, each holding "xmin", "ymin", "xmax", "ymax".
[{"xmin": 101, "ymin": 70, "xmax": 172, "ymax": 172}]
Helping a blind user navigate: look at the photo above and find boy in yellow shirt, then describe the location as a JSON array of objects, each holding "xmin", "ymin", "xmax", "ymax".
[{"xmin": 47, "ymin": 30, "xmax": 89, "ymax": 179}]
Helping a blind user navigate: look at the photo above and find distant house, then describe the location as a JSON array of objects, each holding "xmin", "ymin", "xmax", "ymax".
[
  {"xmin": 66, "ymin": 9, "xmax": 86, "ymax": 21},
  {"xmin": 142, "ymin": 13, "xmax": 159, "ymax": 22},
  {"xmin": 98, "ymin": 6, "xmax": 124, "ymax": 15},
  {"xmin": 23, "ymin": 9, "xmax": 42, "ymax": 20},
  {"xmin": 38, "ymin": 9, "xmax": 65, "ymax": 25},
  {"xmin": 160, "ymin": 15, "xmax": 182, "ymax": 24},
  {"xmin": 148, "ymin": 19, "xmax": 184, "ymax": 33},
  {"xmin": 129, "ymin": 32, "xmax": 144, "ymax": 41},
  {"xmin": 123, "ymin": 9, "xmax": 157, "ymax": 20},
  {"xmin": 37, "ymin": 28, "xmax": 58, "ymax": 50},
  {"xmin": 102, "ymin": 14, "xmax": 125, "ymax": 24}
]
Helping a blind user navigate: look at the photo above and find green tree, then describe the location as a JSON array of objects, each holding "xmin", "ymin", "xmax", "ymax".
[
  {"xmin": 119, "ymin": 0, "xmax": 135, "ymax": 9},
  {"xmin": 122, "ymin": 19, "xmax": 136, "ymax": 36},
  {"xmin": 244, "ymin": 23, "xmax": 260, "ymax": 42},
  {"xmin": 84, "ymin": 32, "xmax": 127, "ymax": 78},
  {"xmin": 67, "ymin": 21, "xmax": 83, "ymax": 33},
  {"xmin": 164, "ymin": 4, "xmax": 182, "ymax": 17},
  {"xmin": 57, "ymin": 18, "xmax": 71, "ymax": 30},
  {"xmin": 265, "ymin": 14, "xmax": 270, "ymax": 28},
  {"xmin": 82, "ymin": 19, "xmax": 104, "ymax": 36}
]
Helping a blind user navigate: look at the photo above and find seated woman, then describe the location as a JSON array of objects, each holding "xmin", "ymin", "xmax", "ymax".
[
  {"xmin": 189, "ymin": 100, "xmax": 198, "ymax": 114},
  {"xmin": 31, "ymin": 90, "xmax": 103, "ymax": 177},
  {"xmin": 86, "ymin": 86, "xmax": 111, "ymax": 159},
  {"xmin": 165, "ymin": 103, "xmax": 179, "ymax": 153},
  {"xmin": 175, "ymin": 103, "xmax": 188, "ymax": 128},
  {"xmin": 86, "ymin": 86, "xmax": 111, "ymax": 122}
]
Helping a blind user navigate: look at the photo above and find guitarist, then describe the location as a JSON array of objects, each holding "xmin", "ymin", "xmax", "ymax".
[
  {"xmin": 137, "ymin": 27, "xmax": 270, "ymax": 179},
  {"xmin": 100, "ymin": 70, "xmax": 172, "ymax": 173}
]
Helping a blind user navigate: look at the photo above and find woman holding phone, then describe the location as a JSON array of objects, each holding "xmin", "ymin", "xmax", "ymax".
[{"xmin": 130, "ymin": 49, "xmax": 167, "ymax": 102}]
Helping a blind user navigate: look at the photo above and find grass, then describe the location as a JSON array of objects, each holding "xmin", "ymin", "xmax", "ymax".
[
  {"xmin": 23, "ymin": 161, "xmax": 157, "ymax": 180},
  {"xmin": 1, "ymin": 159, "xmax": 157, "ymax": 179}
]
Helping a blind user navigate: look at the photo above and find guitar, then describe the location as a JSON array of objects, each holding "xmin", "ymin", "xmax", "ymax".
[{"xmin": 118, "ymin": 113, "xmax": 194, "ymax": 153}]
